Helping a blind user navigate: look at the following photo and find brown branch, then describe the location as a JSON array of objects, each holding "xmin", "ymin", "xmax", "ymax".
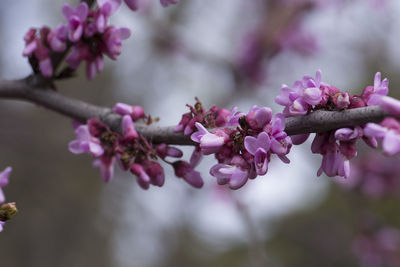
[{"xmin": 0, "ymin": 77, "xmax": 390, "ymax": 146}]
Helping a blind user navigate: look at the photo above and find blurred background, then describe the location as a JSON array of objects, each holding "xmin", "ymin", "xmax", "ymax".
[{"xmin": 0, "ymin": 0, "xmax": 400, "ymax": 266}]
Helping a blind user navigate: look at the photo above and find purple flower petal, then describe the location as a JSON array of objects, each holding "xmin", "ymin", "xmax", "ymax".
[
  {"xmin": 244, "ymin": 136, "xmax": 258, "ymax": 155},
  {"xmin": 254, "ymin": 148, "xmax": 268, "ymax": 175},
  {"xmin": 380, "ymin": 96, "xmax": 400, "ymax": 117},
  {"xmin": 0, "ymin": 167, "xmax": 12, "ymax": 188},
  {"xmin": 363, "ymin": 123, "xmax": 387, "ymax": 139},
  {"xmin": 383, "ymin": 130, "xmax": 400, "ymax": 155}
]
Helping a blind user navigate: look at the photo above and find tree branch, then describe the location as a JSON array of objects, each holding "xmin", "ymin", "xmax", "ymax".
[{"xmin": 0, "ymin": 78, "xmax": 390, "ymax": 146}]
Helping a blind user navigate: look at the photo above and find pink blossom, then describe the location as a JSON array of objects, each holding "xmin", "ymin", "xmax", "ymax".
[
  {"xmin": 130, "ymin": 163, "xmax": 151, "ymax": 189},
  {"xmin": 62, "ymin": 2, "xmax": 89, "ymax": 42},
  {"xmin": 245, "ymin": 106, "xmax": 272, "ymax": 130},
  {"xmin": 103, "ymin": 27, "xmax": 131, "ymax": 60},
  {"xmin": 156, "ymin": 143, "xmax": 183, "ymax": 159},
  {"xmin": 47, "ymin": 24, "xmax": 68, "ymax": 52},
  {"xmin": 269, "ymin": 113, "xmax": 292, "ymax": 161},
  {"xmin": 69, "ymin": 125, "xmax": 104, "ymax": 157},
  {"xmin": 244, "ymin": 132, "xmax": 270, "ymax": 175},
  {"xmin": 210, "ymin": 156, "xmax": 250, "ymax": 190},
  {"xmin": 191, "ymin": 122, "xmax": 226, "ymax": 155},
  {"xmin": 317, "ymin": 143, "xmax": 350, "ymax": 178},
  {"xmin": 93, "ymin": 156, "xmax": 115, "ymax": 182},
  {"xmin": 361, "ymin": 72, "xmax": 389, "ymax": 106},
  {"xmin": 364, "ymin": 118, "xmax": 400, "ymax": 156},
  {"xmin": 379, "ymin": 96, "xmax": 400, "ymax": 117},
  {"xmin": 113, "ymin": 103, "xmax": 145, "ymax": 121},
  {"xmin": 225, "ymin": 107, "xmax": 245, "ymax": 127},
  {"xmin": 172, "ymin": 148, "xmax": 203, "ymax": 188},
  {"xmin": 0, "ymin": 167, "xmax": 12, "ymax": 204},
  {"xmin": 121, "ymin": 115, "xmax": 138, "ymax": 140}
]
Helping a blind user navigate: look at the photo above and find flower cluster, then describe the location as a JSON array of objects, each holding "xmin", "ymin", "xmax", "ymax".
[
  {"xmin": 176, "ymin": 100, "xmax": 292, "ymax": 190},
  {"xmin": 340, "ymin": 153, "xmax": 400, "ymax": 198},
  {"xmin": 69, "ymin": 103, "xmax": 203, "ymax": 189},
  {"xmin": 275, "ymin": 71, "xmax": 390, "ymax": 178},
  {"xmin": 0, "ymin": 167, "xmax": 12, "ymax": 232},
  {"xmin": 23, "ymin": 1, "xmax": 131, "ymax": 79},
  {"xmin": 353, "ymin": 226, "xmax": 400, "ymax": 267}
]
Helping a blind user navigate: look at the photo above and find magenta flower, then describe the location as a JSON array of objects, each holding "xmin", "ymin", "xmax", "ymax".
[
  {"xmin": 113, "ymin": 103, "xmax": 145, "ymax": 121},
  {"xmin": 0, "ymin": 221, "xmax": 4, "ymax": 232},
  {"xmin": 317, "ymin": 144, "xmax": 350, "ymax": 178},
  {"xmin": 173, "ymin": 161, "xmax": 203, "ymax": 188},
  {"xmin": 142, "ymin": 160, "xmax": 165, "ymax": 187},
  {"xmin": 191, "ymin": 122, "xmax": 226, "ymax": 155},
  {"xmin": 0, "ymin": 167, "xmax": 12, "ymax": 204},
  {"xmin": 269, "ymin": 113, "xmax": 292, "ymax": 162},
  {"xmin": 244, "ymin": 132, "xmax": 270, "ymax": 175},
  {"xmin": 210, "ymin": 156, "xmax": 249, "ymax": 190},
  {"xmin": 226, "ymin": 107, "xmax": 245, "ymax": 127},
  {"xmin": 156, "ymin": 143, "xmax": 183, "ymax": 159},
  {"xmin": 94, "ymin": 0, "xmax": 122, "ymax": 34},
  {"xmin": 362, "ymin": 72, "xmax": 389, "ymax": 106},
  {"xmin": 47, "ymin": 24, "xmax": 68, "ymax": 52},
  {"xmin": 172, "ymin": 148, "xmax": 203, "ymax": 188},
  {"xmin": 379, "ymin": 96, "xmax": 400, "ymax": 117},
  {"xmin": 122, "ymin": 115, "xmax": 138, "ymax": 140},
  {"xmin": 103, "ymin": 27, "xmax": 131, "ymax": 60},
  {"xmin": 35, "ymin": 45, "xmax": 53, "ymax": 77},
  {"xmin": 69, "ymin": 125, "xmax": 104, "ymax": 157},
  {"xmin": 62, "ymin": 2, "xmax": 89, "ymax": 42},
  {"xmin": 245, "ymin": 106, "xmax": 272, "ymax": 130},
  {"xmin": 364, "ymin": 118, "xmax": 400, "ymax": 156},
  {"xmin": 93, "ymin": 156, "xmax": 115, "ymax": 183},
  {"xmin": 23, "ymin": 29, "xmax": 38, "ymax": 56},
  {"xmin": 130, "ymin": 163, "xmax": 151, "ymax": 189},
  {"xmin": 335, "ymin": 127, "xmax": 363, "ymax": 141},
  {"xmin": 276, "ymin": 70, "xmax": 325, "ymax": 117}
]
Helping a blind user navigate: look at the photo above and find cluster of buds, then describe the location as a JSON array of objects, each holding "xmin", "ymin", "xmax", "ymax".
[
  {"xmin": 175, "ymin": 100, "xmax": 292, "ymax": 190},
  {"xmin": 23, "ymin": 1, "xmax": 131, "ymax": 79},
  {"xmin": 69, "ymin": 103, "xmax": 203, "ymax": 189},
  {"xmin": 275, "ymin": 71, "xmax": 393, "ymax": 178}
]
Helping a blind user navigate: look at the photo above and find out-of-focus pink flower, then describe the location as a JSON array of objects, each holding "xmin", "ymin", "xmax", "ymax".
[
  {"xmin": 0, "ymin": 167, "xmax": 12, "ymax": 204},
  {"xmin": 103, "ymin": 27, "xmax": 131, "ymax": 60},
  {"xmin": 122, "ymin": 115, "xmax": 138, "ymax": 140},
  {"xmin": 113, "ymin": 103, "xmax": 145, "ymax": 121},
  {"xmin": 379, "ymin": 96, "xmax": 400, "ymax": 117},
  {"xmin": 93, "ymin": 156, "xmax": 115, "ymax": 182},
  {"xmin": 47, "ymin": 24, "xmax": 68, "ymax": 52},
  {"xmin": 62, "ymin": 2, "xmax": 89, "ymax": 42},
  {"xmin": 364, "ymin": 118, "xmax": 400, "ymax": 156}
]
